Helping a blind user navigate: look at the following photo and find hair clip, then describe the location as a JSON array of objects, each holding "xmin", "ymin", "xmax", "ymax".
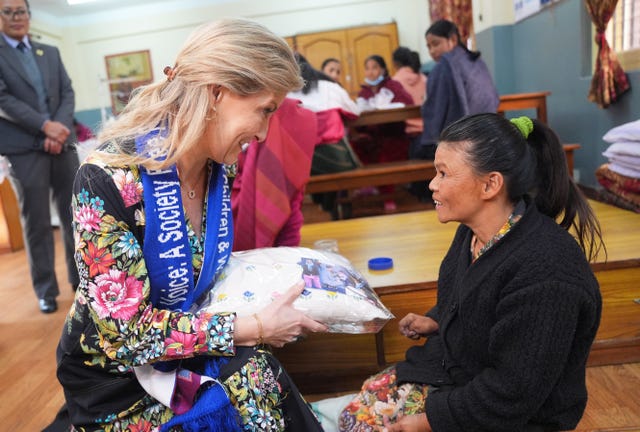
[{"xmin": 163, "ymin": 66, "xmax": 176, "ymax": 82}]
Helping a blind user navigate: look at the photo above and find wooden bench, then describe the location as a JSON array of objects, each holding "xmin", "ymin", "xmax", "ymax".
[
  {"xmin": 305, "ymin": 159, "xmax": 435, "ymax": 195},
  {"xmin": 306, "ymin": 145, "xmax": 580, "ymax": 196}
]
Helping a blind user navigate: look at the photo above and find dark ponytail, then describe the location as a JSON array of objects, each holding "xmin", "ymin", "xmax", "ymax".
[
  {"xmin": 439, "ymin": 113, "xmax": 605, "ymax": 262},
  {"xmin": 525, "ymin": 120, "xmax": 604, "ymax": 261},
  {"xmin": 425, "ymin": 19, "xmax": 480, "ymax": 61},
  {"xmin": 296, "ymin": 53, "xmax": 335, "ymax": 94}
]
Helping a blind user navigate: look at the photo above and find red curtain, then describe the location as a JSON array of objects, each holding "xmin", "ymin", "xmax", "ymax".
[
  {"xmin": 429, "ymin": 0, "xmax": 474, "ymax": 45},
  {"xmin": 584, "ymin": 0, "xmax": 630, "ymax": 108}
]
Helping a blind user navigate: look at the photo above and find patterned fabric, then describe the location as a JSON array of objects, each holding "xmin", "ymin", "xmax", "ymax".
[
  {"xmin": 337, "ymin": 365, "xmax": 430, "ymax": 431},
  {"xmin": 56, "ymin": 146, "xmax": 290, "ymax": 431},
  {"xmin": 595, "ymin": 163, "xmax": 640, "ymax": 212},
  {"xmin": 428, "ymin": 0, "xmax": 474, "ymax": 44},
  {"xmin": 231, "ymin": 98, "xmax": 317, "ymax": 251},
  {"xmin": 584, "ymin": 0, "xmax": 631, "ymax": 108},
  {"xmin": 470, "ymin": 200, "xmax": 525, "ymax": 261}
]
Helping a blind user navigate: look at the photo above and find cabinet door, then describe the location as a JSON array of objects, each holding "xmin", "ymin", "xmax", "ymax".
[
  {"xmin": 294, "ymin": 29, "xmax": 351, "ymax": 90},
  {"xmin": 283, "ymin": 36, "xmax": 295, "ymax": 51},
  {"xmin": 347, "ymin": 23, "xmax": 399, "ymax": 97},
  {"xmin": 292, "ymin": 23, "xmax": 399, "ymax": 98}
]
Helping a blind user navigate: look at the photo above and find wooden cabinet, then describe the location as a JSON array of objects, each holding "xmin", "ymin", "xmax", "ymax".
[{"xmin": 291, "ymin": 23, "xmax": 399, "ymax": 98}]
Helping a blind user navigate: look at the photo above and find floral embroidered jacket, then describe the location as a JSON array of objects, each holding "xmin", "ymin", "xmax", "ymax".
[{"xmin": 56, "ymin": 147, "xmax": 287, "ymax": 431}]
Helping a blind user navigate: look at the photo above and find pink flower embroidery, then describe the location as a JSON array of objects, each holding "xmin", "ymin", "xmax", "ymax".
[
  {"xmin": 75, "ymin": 204, "xmax": 101, "ymax": 232},
  {"xmin": 166, "ymin": 331, "xmax": 198, "ymax": 356},
  {"xmin": 88, "ymin": 269, "xmax": 143, "ymax": 320},
  {"xmin": 112, "ymin": 170, "xmax": 142, "ymax": 207}
]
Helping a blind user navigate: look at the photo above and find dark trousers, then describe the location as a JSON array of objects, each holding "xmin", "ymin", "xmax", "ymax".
[{"xmin": 7, "ymin": 148, "xmax": 79, "ymax": 301}]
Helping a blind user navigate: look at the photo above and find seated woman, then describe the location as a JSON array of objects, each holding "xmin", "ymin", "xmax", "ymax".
[
  {"xmin": 392, "ymin": 46, "xmax": 427, "ymax": 107},
  {"xmin": 339, "ymin": 113, "xmax": 604, "ymax": 432},
  {"xmin": 231, "ymin": 98, "xmax": 317, "ymax": 250},
  {"xmin": 55, "ymin": 18, "xmax": 327, "ymax": 432},
  {"xmin": 321, "ymin": 57, "xmax": 342, "ymax": 83},
  {"xmin": 392, "ymin": 46, "xmax": 427, "ymax": 149},
  {"xmin": 351, "ymin": 54, "xmax": 414, "ymax": 211},
  {"xmin": 288, "ymin": 53, "xmax": 360, "ymax": 145}
]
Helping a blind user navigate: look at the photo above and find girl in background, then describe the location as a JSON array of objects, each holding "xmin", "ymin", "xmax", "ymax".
[
  {"xmin": 321, "ymin": 57, "xmax": 342, "ymax": 83},
  {"xmin": 352, "ymin": 55, "xmax": 414, "ymax": 211}
]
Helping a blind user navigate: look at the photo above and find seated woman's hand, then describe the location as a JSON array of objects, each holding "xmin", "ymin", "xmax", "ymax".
[
  {"xmin": 378, "ymin": 413, "xmax": 431, "ymax": 432},
  {"xmin": 234, "ymin": 281, "xmax": 328, "ymax": 347},
  {"xmin": 398, "ymin": 313, "xmax": 438, "ymax": 340}
]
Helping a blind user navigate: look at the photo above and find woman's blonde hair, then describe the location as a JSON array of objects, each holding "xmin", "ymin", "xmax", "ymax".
[{"xmin": 98, "ymin": 18, "xmax": 303, "ymax": 169}]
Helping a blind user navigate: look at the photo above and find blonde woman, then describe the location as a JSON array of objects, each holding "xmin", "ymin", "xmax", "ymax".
[{"xmin": 55, "ymin": 18, "xmax": 326, "ymax": 431}]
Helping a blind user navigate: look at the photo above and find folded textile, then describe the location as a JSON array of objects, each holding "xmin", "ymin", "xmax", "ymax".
[
  {"xmin": 603, "ymin": 119, "xmax": 640, "ymax": 143},
  {"xmin": 602, "ymin": 152, "xmax": 640, "ymax": 170},
  {"xmin": 608, "ymin": 162, "xmax": 640, "ymax": 179},
  {"xmin": 595, "ymin": 164, "xmax": 640, "ymax": 210},
  {"xmin": 596, "ymin": 188, "xmax": 640, "ymax": 213},
  {"xmin": 356, "ymin": 88, "xmax": 405, "ymax": 111},
  {"xmin": 603, "ymin": 141, "xmax": 640, "ymax": 158}
]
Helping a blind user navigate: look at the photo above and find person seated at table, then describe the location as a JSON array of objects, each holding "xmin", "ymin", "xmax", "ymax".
[
  {"xmin": 55, "ymin": 18, "xmax": 327, "ymax": 432},
  {"xmin": 288, "ymin": 54, "xmax": 361, "ymax": 217},
  {"xmin": 392, "ymin": 47, "xmax": 427, "ymax": 107},
  {"xmin": 321, "ymin": 57, "xmax": 342, "ymax": 83},
  {"xmin": 351, "ymin": 54, "xmax": 414, "ymax": 211},
  {"xmin": 231, "ymin": 97, "xmax": 317, "ymax": 250},
  {"xmin": 392, "ymin": 46, "xmax": 427, "ymax": 144},
  {"xmin": 339, "ymin": 113, "xmax": 604, "ymax": 432}
]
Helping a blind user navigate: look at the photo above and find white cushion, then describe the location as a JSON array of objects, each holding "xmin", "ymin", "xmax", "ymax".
[{"xmin": 198, "ymin": 247, "xmax": 394, "ymax": 333}]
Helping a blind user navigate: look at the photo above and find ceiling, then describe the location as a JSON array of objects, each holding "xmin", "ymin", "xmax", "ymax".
[
  {"xmin": 28, "ymin": 0, "xmax": 229, "ymax": 19},
  {"xmin": 29, "ymin": 0, "xmax": 166, "ymax": 17}
]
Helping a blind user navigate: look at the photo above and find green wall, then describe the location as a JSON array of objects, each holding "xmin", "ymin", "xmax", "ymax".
[{"xmin": 477, "ymin": 0, "xmax": 638, "ymax": 188}]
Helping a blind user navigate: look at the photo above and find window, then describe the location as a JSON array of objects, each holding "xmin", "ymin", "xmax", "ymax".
[{"xmin": 606, "ymin": 0, "xmax": 640, "ymax": 70}]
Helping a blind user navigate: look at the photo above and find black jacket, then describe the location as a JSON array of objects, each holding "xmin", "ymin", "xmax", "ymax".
[{"xmin": 397, "ymin": 202, "xmax": 601, "ymax": 432}]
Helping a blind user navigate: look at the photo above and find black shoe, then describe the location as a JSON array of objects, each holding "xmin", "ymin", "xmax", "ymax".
[{"xmin": 39, "ymin": 298, "xmax": 58, "ymax": 314}]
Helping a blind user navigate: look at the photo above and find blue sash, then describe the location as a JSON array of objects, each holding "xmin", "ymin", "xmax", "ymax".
[
  {"xmin": 136, "ymin": 129, "xmax": 233, "ymax": 312},
  {"xmin": 137, "ymin": 130, "xmax": 240, "ymax": 431}
]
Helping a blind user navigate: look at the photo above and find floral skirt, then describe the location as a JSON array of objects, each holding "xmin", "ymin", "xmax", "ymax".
[
  {"xmin": 338, "ymin": 365, "xmax": 430, "ymax": 432},
  {"xmin": 68, "ymin": 347, "xmax": 321, "ymax": 431}
]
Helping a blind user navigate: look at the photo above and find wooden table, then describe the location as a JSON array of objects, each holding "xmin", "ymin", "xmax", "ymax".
[
  {"xmin": 346, "ymin": 105, "xmax": 421, "ymax": 127},
  {"xmin": 273, "ymin": 201, "xmax": 640, "ymax": 394},
  {"xmin": 498, "ymin": 91, "xmax": 551, "ymax": 124},
  {"xmin": 345, "ymin": 91, "xmax": 552, "ymax": 128},
  {"xmin": 300, "ymin": 200, "xmax": 637, "ymax": 292}
]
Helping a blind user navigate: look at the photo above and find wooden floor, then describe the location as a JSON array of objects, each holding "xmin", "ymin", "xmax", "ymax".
[{"xmin": 1, "ymin": 208, "xmax": 639, "ymax": 430}]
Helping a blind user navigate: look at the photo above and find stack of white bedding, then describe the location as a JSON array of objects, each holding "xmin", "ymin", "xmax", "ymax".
[{"xmin": 596, "ymin": 119, "xmax": 640, "ymax": 212}]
